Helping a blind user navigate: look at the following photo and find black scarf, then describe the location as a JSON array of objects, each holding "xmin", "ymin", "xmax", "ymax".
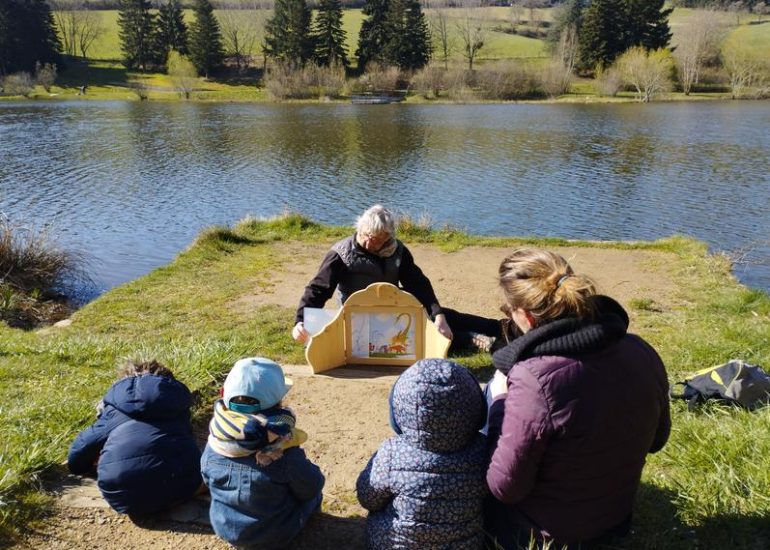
[{"xmin": 492, "ymin": 296, "xmax": 630, "ymax": 374}]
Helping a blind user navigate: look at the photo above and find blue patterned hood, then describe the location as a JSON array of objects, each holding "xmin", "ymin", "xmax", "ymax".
[{"xmin": 390, "ymin": 359, "xmax": 486, "ymax": 453}]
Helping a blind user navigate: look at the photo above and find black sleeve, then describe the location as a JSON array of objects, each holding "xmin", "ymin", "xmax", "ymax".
[
  {"xmin": 398, "ymin": 246, "xmax": 443, "ymax": 319},
  {"xmin": 295, "ymin": 250, "xmax": 347, "ymax": 324}
]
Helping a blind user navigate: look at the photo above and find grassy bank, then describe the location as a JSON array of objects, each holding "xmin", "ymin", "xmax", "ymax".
[{"xmin": 1, "ymin": 214, "xmax": 769, "ymax": 547}]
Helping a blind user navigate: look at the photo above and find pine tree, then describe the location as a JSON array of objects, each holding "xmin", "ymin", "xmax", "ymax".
[
  {"xmin": 625, "ymin": 0, "xmax": 672, "ymax": 51},
  {"xmin": 0, "ymin": 2, "xmax": 9, "ymax": 75},
  {"xmin": 264, "ymin": 0, "xmax": 314, "ymax": 67},
  {"xmin": 577, "ymin": 0, "xmax": 627, "ymax": 71},
  {"xmin": 313, "ymin": 0, "xmax": 348, "ymax": 68},
  {"xmin": 0, "ymin": 0, "xmax": 60, "ymax": 75},
  {"xmin": 188, "ymin": 0, "xmax": 224, "ymax": 77},
  {"xmin": 357, "ymin": 0, "xmax": 390, "ymax": 69},
  {"xmin": 157, "ymin": 0, "xmax": 189, "ymax": 65},
  {"xmin": 383, "ymin": 0, "xmax": 431, "ymax": 71},
  {"xmin": 118, "ymin": 0, "xmax": 157, "ymax": 71}
]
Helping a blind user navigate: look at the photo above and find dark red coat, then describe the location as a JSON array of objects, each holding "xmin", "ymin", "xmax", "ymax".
[{"xmin": 486, "ymin": 333, "xmax": 670, "ymax": 544}]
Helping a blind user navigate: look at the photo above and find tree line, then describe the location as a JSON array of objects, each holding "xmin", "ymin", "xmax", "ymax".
[{"xmin": 1, "ymin": 1, "xmax": 767, "ymax": 101}]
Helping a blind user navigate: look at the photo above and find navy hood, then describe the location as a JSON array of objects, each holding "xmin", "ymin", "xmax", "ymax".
[
  {"xmin": 104, "ymin": 374, "xmax": 192, "ymax": 420},
  {"xmin": 390, "ymin": 359, "xmax": 486, "ymax": 453}
]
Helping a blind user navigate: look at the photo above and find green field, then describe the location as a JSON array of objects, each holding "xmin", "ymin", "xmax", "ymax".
[
  {"xmin": 1, "ymin": 215, "xmax": 769, "ymax": 547},
  {"xmin": 71, "ymin": 8, "xmax": 550, "ymax": 65}
]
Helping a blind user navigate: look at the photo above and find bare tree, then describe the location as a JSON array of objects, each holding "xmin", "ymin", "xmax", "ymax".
[
  {"xmin": 218, "ymin": 0, "xmax": 264, "ymax": 72},
  {"xmin": 510, "ymin": 1, "xmax": 524, "ymax": 26},
  {"xmin": 672, "ymin": 9, "xmax": 725, "ymax": 95},
  {"xmin": 77, "ymin": 10, "xmax": 104, "ymax": 59},
  {"xmin": 729, "ymin": 1, "xmax": 746, "ymax": 25},
  {"xmin": 429, "ymin": 7, "xmax": 454, "ymax": 70},
  {"xmin": 456, "ymin": 2, "xmax": 486, "ymax": 71},
  {"xmin": 541, "ymin": 23, "xmax": 577, "ymax": 97},
  {"xmin": 755, "ymin": 2, "xmax": 769, "ymax": 24},
  {"xmin": 615, "ymin": 46, "xmax": 674, "ymax": 102},
  {"xmin": 522, "ymin": 0, "xmax": 547, "ymax": 31},
  {"xmin": 51, "ymin": 2, "xmax": 104, "ymax": 59},
  {"xmin": 541, "ymin": 24, "xmax": 579, "ymax": 98}
]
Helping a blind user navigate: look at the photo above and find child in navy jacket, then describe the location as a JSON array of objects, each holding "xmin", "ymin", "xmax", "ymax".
[{"xmin": 67, "ymin": 360, "xmax": 202, "ymax": 516}]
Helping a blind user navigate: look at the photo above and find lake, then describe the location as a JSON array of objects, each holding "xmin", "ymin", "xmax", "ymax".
[{"xmin": 1, "ymin": 100, "xmax": 768, "ymax": 300}]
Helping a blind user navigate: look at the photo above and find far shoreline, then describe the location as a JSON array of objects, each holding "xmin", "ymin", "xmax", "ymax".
[{"xmin": 0, "ymin": 89, "xmax": 753, "ymax": 105}]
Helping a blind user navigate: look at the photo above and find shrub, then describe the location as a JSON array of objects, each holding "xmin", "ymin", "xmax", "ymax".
[
  {"xmin": 352, "ymin": 64, "xmax": 402, "ymax": 93},
  {"xmin": 2, "ymin": 73, "xmax": 34, "ymax": 97},
  {"xmin": 411, "ymin": 65, "xmax": 446, "ymax": 99},
  {"xmin": 34, "ymin": 62, "xmax": 57, "ymax": 93},
  {"xmin": 167, "ymin": 51, "xmax": 198, "ymax": 100},
  {"xmin": 264, "ymin": 63, "xmax": 347, "ymax": 100},
  {"xmin": 594, "ymin": 66, "xmax": 622, "ymax": 97},
  {"xmin": 0, "ymin": 217, "xmax": 83, "ymax": 295},
  {"xmin": 475, "ymin": 62, "xmax": 544, "ymax": 100},
  {"xmin": 540, "ymin": 60, "xmax": 573, "ymax": 98},
  {"xmin": 721, "ymin": 39, "xmax": 770, "ymax": 99},
  {"xmin": 615, "ymin": 47, "xmax": 674, "ymax": 103},
  {"xmin": 311, "ymin": 63, "xmax": 346, "ymax": 99},
  {"xmin": 444, "ymin": 67, "xmax": 475, "ymax": 101}
]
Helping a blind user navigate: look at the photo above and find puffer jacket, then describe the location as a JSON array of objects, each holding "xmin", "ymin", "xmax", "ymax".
[
  {"xmin": 486, "ymin": 297, "xmax": 671, "ymax": 546},
  {"xmin": 356, "ymin": 359, "xmax": 488, "ymax": 550},
  {"xmin": 67, "ymin": 374, "xmax": 202, "ymax": 515}
]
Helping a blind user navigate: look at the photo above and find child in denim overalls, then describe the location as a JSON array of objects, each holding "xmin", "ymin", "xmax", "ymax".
[{"xmin": 201, "ymin": 357, "xmax": 324, "ymax": 549}]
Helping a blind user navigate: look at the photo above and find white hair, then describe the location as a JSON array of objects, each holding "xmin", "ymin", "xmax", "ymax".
[{"xmin": 355, "ymin": 205, "xmax": 396, "ymax": 237}]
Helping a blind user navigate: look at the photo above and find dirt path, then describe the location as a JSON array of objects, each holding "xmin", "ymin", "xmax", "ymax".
[{"xmin": 17, "ymin": 244, "xmax": 679, "ymax": 549}]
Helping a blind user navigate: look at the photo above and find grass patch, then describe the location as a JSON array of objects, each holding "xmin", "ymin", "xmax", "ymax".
[{"xmin": 0, "ymin": 214, "xmax": 768, "ymax": 546}]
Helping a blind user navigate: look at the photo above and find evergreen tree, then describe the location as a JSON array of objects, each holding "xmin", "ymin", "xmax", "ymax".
[
  {"xmin": 0, "ymin": 0, "xmax": 60, "ymax": 76},
  {"xmin": 188, "ymin": 0, "xmax": 225, "ymax": 77},
  {"xmin": 577, "ymin": 0, "xmax": 673, "ymax": 72},
  {"xmin": 156, "ymin": 0, "xmax": 189, "ymax": 65},
  {"xmin": 118, "ymin": 0, "xmax": 157, "ymax": 71},
  {"xmin": 0, "ymin": 2, "xmax": 9, "ymax": 75},
  {"xmin": 313, "ymin": 0, "xmax": 348, "ymax": 67},
  {"xmin": 357, "ymin": 0, "xmax": 390, "ymax": 69},
  {"xmin": 383, "ymin": 0, "xmax": 431, "ymax": 71},
  {"xmin": 577, "ymin": 0, "xmax": 627, "ymax": 70},
  {"xmin": 264, "ymin": 0, "xmax": 314, "ymax": 67},
  {"xmin": 625, "ymin": 0, "xmax": 672, "ymax": 52}
]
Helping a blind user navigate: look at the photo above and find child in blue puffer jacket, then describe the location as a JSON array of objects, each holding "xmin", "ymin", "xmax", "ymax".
[
  {"xmin": 67, "ymin": 360, "xmax": 202, "ymax": 516},
  {"xmin": 356, "ymin": 358, "xmax": 489, "ymax": 549}
]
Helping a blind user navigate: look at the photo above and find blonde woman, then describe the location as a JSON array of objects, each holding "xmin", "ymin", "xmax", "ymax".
[{"xmin": 485, "ymin": 248, "xmax": 671, "ymax": 549}]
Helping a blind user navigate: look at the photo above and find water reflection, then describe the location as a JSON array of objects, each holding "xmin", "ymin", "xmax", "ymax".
[{"xmin": 0, "ymin": 101, "xmax": 768, "ymax": 297}]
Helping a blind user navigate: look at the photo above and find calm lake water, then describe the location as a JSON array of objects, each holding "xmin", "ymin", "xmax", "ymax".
[{"xmin": 1, "ymin": 100, "xmax": 769, "ymax": 300}]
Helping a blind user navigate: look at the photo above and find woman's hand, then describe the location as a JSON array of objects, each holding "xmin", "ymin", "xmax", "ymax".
[
  {"xmin": 488, "ymin": 369, "xmax": 509, "ymax": 399},
  {"xmin": 434, "ymin": 313, "xmax": 453, "ymax": 340},
  {"xmin": 292, "ymin": 322, "xmax": 309, "ymax": 343}
]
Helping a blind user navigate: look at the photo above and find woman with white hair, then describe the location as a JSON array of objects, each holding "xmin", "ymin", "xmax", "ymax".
[{"xmin": 292, "ymin": 205, "xmax": 501, "ymax": 347}]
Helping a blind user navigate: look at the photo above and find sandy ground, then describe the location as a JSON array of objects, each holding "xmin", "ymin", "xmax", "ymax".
[{"xmin": 15, "ymin": 243, "xmax": 679, "ymax": 550}]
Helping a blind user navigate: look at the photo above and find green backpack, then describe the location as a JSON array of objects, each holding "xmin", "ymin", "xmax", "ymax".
[{"xmin": 670, "ymin": 360, "xmax": 770, "ymax": 410}]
